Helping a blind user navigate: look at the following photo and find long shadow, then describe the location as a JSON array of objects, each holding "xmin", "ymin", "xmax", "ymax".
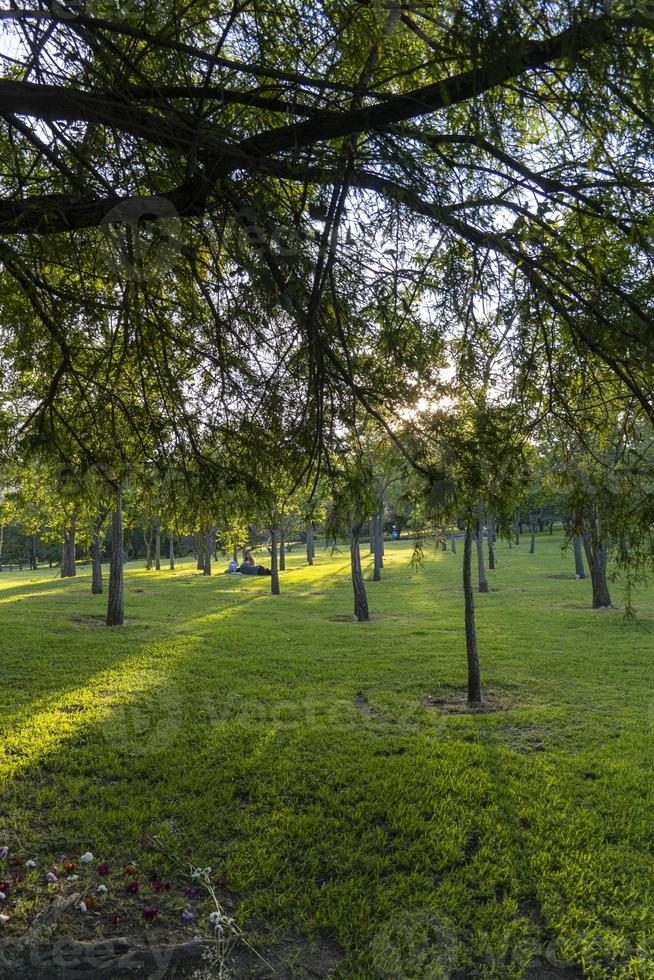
[{"xmin": 0, "ymin": 570, "xmax": 284, "ymax": 732}]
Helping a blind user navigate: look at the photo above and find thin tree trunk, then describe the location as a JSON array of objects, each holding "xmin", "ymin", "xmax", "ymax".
[
  {"xmin": 476, "ymin": 501, "xmax": 489, "ymax": 593},
  {"xmin": 373, "ymin": 517, "xmax": 382, "ymax": 582},
  {"xmin": 144, "ymin": 522, "xmax": 153, "ymax": 570},
  {"xmin": 91, "ymin": 528, "xmax": 103, "ymax": 595},
  {"xmin": 270, "ymin": 529, "xmax": 280, "ymax": 595},
  {"xmin": 196, "ymin": 533, "xmax": 204, "ymax": 571},
  {"xmin": 61, "ymin": 516, "xmax": 77, "ymax": 577},
  {"xmin": 155, "ymin": 524, "xmax": 161, "ymax": 571},
  {"xmin": 0, "ymin": 524, "xmax": 4, "ymax": 570},
  {"xmin": 280, "ymin": 532, "xmax": 286, "ymax": 571},
  {"xmin": 169, "ymin": 534, "xmax": 175, "ymax": 571},
  {"xmin": 369, "ymin": 520, "xmax": 374, "ymax": 554},
  {"xmin": 514, "ymin": 513, "xmax": 520, "ymax": 546},
  {"xmin": 376, "ymin": 513, "xmax": 384, "ymax": 569},
  {"xmin": 29, "ymin": 534, "xmax": 37, "ymax": 570},
  {"xmin": 529, "ymin": 512, "xmax": 537, "ymax": 554},
  {"xmin": 306, "ymin": 525, "xmax": 314, "ymax": 566},
  {"xmin": 450, "ymin": 530, "xmax": 457, "ymax": 554},
  {"xmin": 106, "ymin": 493, "xmax": 124, "ymax": 627},
  {"xmin": 487, "ymin": 515, "xmax": 495, "ymax": 570},
  {"xmin": 203, "ymin": 529, "xmax": 213, "ymax": 576},
  {"xmin": 350, "ymin": 528, "xmax": 370, "ymax": 621},
  {"xmin": 573, "ymin": 534, "xmax": 585, "ymax": 579},
  {"xmin": 464, "ymin": 524, "xmax": 482, "ymax": 705},
  {"xmin": 582, "ymin": 525, "xmax": 611, "ymax": 608}
]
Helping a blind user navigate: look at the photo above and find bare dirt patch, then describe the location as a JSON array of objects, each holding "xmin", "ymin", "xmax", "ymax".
[
  {"xmin": 354, "ymin": 693, "xmax": 377, "ymax": 718},
  {"xmin": 69, "ymin": 615, "xmax": 141, "ymax": 627},
  {"xmin": 226, "ymin": 929, "xmax": 342, "ymax": 978},
  {"xmin": 424, "ymin": 687, "xmax": 519, "ymax": 715}
]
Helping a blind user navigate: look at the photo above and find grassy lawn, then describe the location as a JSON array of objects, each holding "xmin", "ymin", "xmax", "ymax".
[{"xmin": 1, "ymin": 535, "xmax": 653, "ymax": 978}]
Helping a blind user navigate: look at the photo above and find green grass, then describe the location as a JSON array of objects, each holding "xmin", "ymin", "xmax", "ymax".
[{"xmin": 1, "ymin": 536, "xmax": 654, "ymax": 978}]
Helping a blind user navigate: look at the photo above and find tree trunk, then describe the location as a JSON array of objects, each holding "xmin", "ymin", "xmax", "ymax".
[
  {"xmin": 529, "ymin": 512, "xmax": 536, "ymax": 554},
  {"xmin": 91, "ymin": 528, "xmax": 103, "ymax": 594},
  {"xmin": 306, "ymin": 525, "xmax": 314, "ymax": 566},
  {"xmin": 169, "ymin": 534, "xmax": 175, "ymax": 571},
  {"xmin": 582, "ymin": 524, "xmax": 611, "ymax": 608},
  {"xmin": 155, "ymin": 524, "xmax": 161, "ymax": 571},
  {"xmin": 376, "ymin": 513, "xmax": 384, "ymax": 569},
  {"xmin": 280, "ymin": 532, "xmax": 286, "ymax": 571},
  {"xmin": 196, "ymin": 533, "xmax": 204, "ymax": 571},
  {"xmin": 61, "ymin": 516, "xmax": 77, "ymax": 577},
  {"xmin": 450, "ymin": 530, "xmax": 457, "ymax": 555},
  {"xmin": 203, "ymin": 529, "xmax": 213, "ymax": 576},
  {"xmin": 476, "ymin": 501, "xmax": 489, "ymax": 593},
  {"xmin": 106, "ymin": 494, "xmax": 124, "ymax": 626},
  {"xmin": 369, "ymin": 520, "xmax": 374, "ymax": 554},
  {"xmin": 0, "ymin": 524, "xmax": 4, "ymax": 570},
  {"xmin": 373, "ymin": 522, "xmax": 382, "ymax": 582},
  {"xmin": 514, "ymin": 513, "xmax": 520, "ymax": 546},
  {"xmin": 464, "ymin": 524, "xmax": 482, "ymax": 705},
  {"xmin": 573, "ymin": 534, "xmax": 585, "ymax": 579},
  {"xmin": 487, "ymin": 515, "xmax": 495, "ymax": 570},
  {"xmin": 29, "ymin": 534, "xmax": 37, "ymax": 570},
  {"xmin": 144, "ymin": 522, "xmax": 153, "ymax": 570},
  {"xmin": 270, "ymin": 529, "xmax": 280, "ymax": 595},
  {"xmin": 350, "ymin": 528, "xmax": 369, "ymax": 621}
]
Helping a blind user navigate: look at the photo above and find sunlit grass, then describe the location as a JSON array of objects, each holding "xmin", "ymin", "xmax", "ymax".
[{"xmin": 1, "ymin": 536, "xmax": 653, "ymax": 977}]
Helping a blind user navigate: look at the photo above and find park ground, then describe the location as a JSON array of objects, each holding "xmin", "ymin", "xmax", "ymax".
[{"xmin": 0, "ymin": 535, "xmax": 653, "ymax": 979}]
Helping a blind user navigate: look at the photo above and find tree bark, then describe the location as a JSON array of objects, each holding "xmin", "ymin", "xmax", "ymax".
[
  {"xmin": 155, "ymin": 523, "xmax": 161, "ymax": 570},
  {"xmin": 270, "ymin": 528, "xmax": 280, "ymax": 595},
  {"xmin": 61, "ymin": 516, "xmax": 77, "ymax": 577},
  {"xmin": 375, "ymin": 513, "xmax": 384, "ymax": 569},
  {"xmin": 169, "ymin": 534, "xmax": 175, "ymax": 571},
  {"xmin": 144, "ymin": 522, "xmax": 153, "ymax": 570},
  {"xmin": 573, "ymin": 533, "xmax": 585, "ymax": 579},
  {"xmin": 350, "ymin": 528, "xmax": 370, "ymax": 621},
  {"xmin": 306, "ymin": 525, "xmax": 314, "ymax": 566},
  {"xmin": 106, "ymin": 493, "xmax": 124, "ymax": 626},
  {"xmin": 476, "ymin": 501, "xmax": 489, "ymax": 593},
  {"xmin": 203, "ymin": 528, "xmax": 213, "ymax": 575},
  {"xmin": 514, "ymin": 513, "xmax": 520, "ymax": 546},
  {"xmin": 582, "ymin": 522, "xmax": 611, "ymax": 608},
  {"xmin": 529, "ymin": 512, "xmax": 537, "ymax": 554},
  {"xmin": 487, "ymin": 515, "xmax": 495, "ymax": 570},
  {"xmin": 91, "ymin": 528, "xmax": 103, "ymax": 594},
  {"xmin": 280, "ymin": 531, "xmax": 286, "ymax": 571},
  {"xmin": 196, "ymin": 532, "xmax": 204, "ymax": 571},
  {"xmin": 373, "ymin": 513, "xmax": 382, "ymax": 581},
  {"xmin": 464, "ymin": 524, "xmax": 482, "ymax": 705},
  {"xmin": 369, "ymin": 520, "xmax": 374, "ymax": 554}
]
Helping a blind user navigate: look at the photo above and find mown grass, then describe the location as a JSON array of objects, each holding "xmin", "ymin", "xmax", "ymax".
[{"xmin": 1, "ymin": 535, "xmax": 653, "ymax": 978}]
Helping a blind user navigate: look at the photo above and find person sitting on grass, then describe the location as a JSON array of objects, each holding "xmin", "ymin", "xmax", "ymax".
[
  {"xmin": 225, "ymin": 558, "xmax": 239, "ymax": 573},
  {"xmin": 238, "ymin": 562, "xmax": 271, "ymax": 576}
]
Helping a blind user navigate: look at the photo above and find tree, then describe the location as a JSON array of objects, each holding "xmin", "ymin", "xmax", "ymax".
[{"xmin": 421, "ymin": 400, "xmax": 531, "ymax": 705}]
